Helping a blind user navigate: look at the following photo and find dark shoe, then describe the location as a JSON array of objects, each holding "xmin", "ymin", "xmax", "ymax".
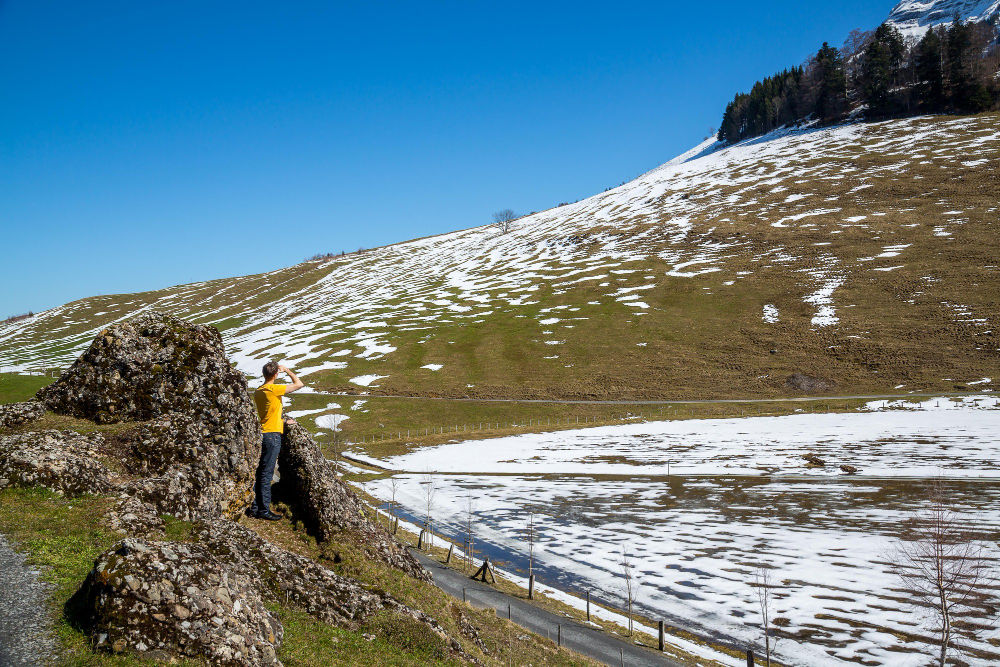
[
  {"xmin": 256, "ymin": 510, "xmax": 282, "ymax": 521},
  {"xmin": 244, "ymin": 508, "xmax": 258, "ymax": 518}
]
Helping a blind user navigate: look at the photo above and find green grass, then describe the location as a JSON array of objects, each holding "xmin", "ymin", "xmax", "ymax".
[
  {"xmin": 0, "ymin": 488, "xmax": 176, "ymax": 666},
  {"xmin": 277, "ymin": 606, "xmax": 464, "ymax": 666},
  {"xmin": 0, "ymin": 372, "xmax": 53, "ymax": 404}
]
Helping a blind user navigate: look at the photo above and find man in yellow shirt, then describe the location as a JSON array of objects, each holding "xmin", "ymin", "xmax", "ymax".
[{"xmin": 248, "ymin": 361, "xmax": 304, "ymax": 520}]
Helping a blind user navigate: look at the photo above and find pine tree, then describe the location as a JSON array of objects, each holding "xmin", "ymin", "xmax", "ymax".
[
  {"xmin": 861, "ymin": 24, "xmax": 906, "ymax": 117},
  {"xmin": 943, "ymin": 16, "xmax": 992, "ymax": 112},
  {"xmin": 814, "ymin": 42, "xmax": 848, "ymax": 121},
  {"xmin": 914, "ymin": 27, "xmax": 947, "ymax": 112}
]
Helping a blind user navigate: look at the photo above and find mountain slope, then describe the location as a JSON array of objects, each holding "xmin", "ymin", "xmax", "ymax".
[
  {"xmin": 887, "ymin": 0, "xmax": 1000, "ymax": 39},
  {"xmin": 2, "ymin": 114, "xmax": 998, "ymax": 400}
]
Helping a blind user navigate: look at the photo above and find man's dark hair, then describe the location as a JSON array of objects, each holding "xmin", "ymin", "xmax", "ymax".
[{"xmin": 262, "ymin": 361, "xmax": 279, "ymax": 379}]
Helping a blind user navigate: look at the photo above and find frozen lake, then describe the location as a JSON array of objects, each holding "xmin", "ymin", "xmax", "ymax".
[{"xmin": 359, "ymin": 397, "xmax": 1000, "ymax": 666}]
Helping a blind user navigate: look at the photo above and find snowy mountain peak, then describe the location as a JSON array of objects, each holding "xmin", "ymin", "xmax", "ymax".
[{"xmin": 886, "ymin": 0, "xmax": 1000, "ymax": 40}]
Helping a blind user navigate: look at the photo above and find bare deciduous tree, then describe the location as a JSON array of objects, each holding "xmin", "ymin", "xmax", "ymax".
[
  {"xmin": 750, "ymin": 565, "xmax": 779, "ymax": 666},
  {"xmin": 618, "ymin": 545, "xmax": 639, "ymax": 637},
  {"xmin": 419, "ymin": 471, "xmax": 437, "ymax": 547},
  {"xmin": 885, "ymin": 488, "xmax": 998, "ymax": 667},
  {"xmin": 386, "ymin": 477, "xmax": 401, "ymax": 519},
  {"xmin": 523, "ymin": 510, "xmax": 538, "ymax": 577},
  {"xmin": 463, "ymin": 491, "xmax": 477, "ymax": 572},
  {"xmin": 492, "ymin": 209, "xmax": 517, "ymax": 234}
]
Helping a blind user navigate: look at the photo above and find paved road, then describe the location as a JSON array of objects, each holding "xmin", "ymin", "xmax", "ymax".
[
  {"xmin": 410, "ymin": 548, "xmax": 683, "ymax": 667},
  {"xmin": 306, "ymin": 390, "xmax": 977, "ymax": 406},
  {"xmin": 0, "ymin": 534, "xmax": 56, "ymax": 667}
]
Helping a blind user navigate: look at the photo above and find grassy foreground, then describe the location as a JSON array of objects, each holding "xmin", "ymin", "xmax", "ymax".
[
  {"xmin": 0, "ymin": 402, "xmax": 604, "ymax": 667},
  {"xmin": 0, "ymin": 484, "xmax": 603, "ymax": 666}
]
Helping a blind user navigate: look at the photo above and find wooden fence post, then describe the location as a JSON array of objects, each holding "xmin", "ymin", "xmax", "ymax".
[
  {"xmin": 746, "ymin": 649, "xmax": 754, "ymax": 666},
  {"xmin": 586, "ymin": 591, "xmax": 590, "ymax": 621},
  {"xmin": 658, "ymin": 620, "xmax": 664, "ymax": 651},
  {"xmin": 446, "ymin": 543, "xmax": 454, "ymax": 563},
  {"xmin": 528, "ymin": 574, "xmax": 534, "ymax": 600}
]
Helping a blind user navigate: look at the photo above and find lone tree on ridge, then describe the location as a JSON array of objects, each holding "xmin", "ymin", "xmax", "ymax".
[{"xmin": 492, "ymin": 209, "xmax": 517, "ymax": 234}]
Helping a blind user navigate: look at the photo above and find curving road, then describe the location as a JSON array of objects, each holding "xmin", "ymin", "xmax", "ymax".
[{"xmin": 410, "ymin": 548, "xmax": 685, "ymax": 667}]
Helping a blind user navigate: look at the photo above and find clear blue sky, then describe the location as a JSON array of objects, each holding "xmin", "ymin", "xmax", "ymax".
[{"xmin": 0, "ymin": 0, "xmax": 896, "ymax": 317}]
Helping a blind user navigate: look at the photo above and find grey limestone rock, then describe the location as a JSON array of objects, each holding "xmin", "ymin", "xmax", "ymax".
[
  {"xmin": 278, "ymin": 420, "xmax": 431, "ymax": 582},
  {"xmin": 0, "ymin": 430, "xmax": 115, "ymax": 496},
  {"xmin": 82, "ymin": 538, "xmax": 283, "ymax": 666},
  {"xmin": 0, "ymin": 400, "xmax": 45, "ymax": 430},
  {"xmin": 37, "ymin": 311, "xmax": 261, "ymax": 520},
  {"xmin": 197, "ymin": 519, "xmax": 477, "ymax": 663},
  {"xmin": 197, "ymin": 518, "xmax": 385, "ymax": 627}
]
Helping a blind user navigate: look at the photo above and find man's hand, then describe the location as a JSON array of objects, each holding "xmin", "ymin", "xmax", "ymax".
[{"xmin": 278, "ymin": 364, "xmax": 305, "ymax": 394}]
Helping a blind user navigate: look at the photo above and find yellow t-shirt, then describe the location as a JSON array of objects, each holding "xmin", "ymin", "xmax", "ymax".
[{"xmin": 254, "ymin": 383, "xmax": 287, "ymax": 433}]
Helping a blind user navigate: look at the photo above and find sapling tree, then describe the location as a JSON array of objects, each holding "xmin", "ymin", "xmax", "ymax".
[
  {"xmin": 885, "ymin": 486, "xmax": 998, "ymax": 667},
  {"xmin": 386, "ymin": 477, "xmax": 401, "ymax": 522},
  {"xmin": 419, "ymin": 471, "xmax": 437, "ymax": 547},
  {"xmin": 750, "ymin": 565, "xmax": 779, "ymax": 666},
  {"xmin": 463, "ymin": 491, "xmax": 477, "ymax": 572},
  {"xmin": 521, "ymin": 509, "xmax": 540, "ymax": 577},
  {"xmin": 618, "ymin": 545, "xmax": 639, "ymax": 637}
]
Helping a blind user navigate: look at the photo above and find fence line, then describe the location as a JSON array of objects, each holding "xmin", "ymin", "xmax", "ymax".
[
  {"xmin": 332, "ymin": 403, "xmax": 823, "ymax": 446},
  {"xmin": 0, "ymin": 367, "xmax": 64, "ymax": 377},
  {"xmin": 367, "ymin": 500, "xmax": 749, "ymax": 661}
]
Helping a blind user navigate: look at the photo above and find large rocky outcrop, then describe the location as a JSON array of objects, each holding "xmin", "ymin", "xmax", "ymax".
[
  {"xmin": 8, "ymin": 311, "xmax": 465, "ymax": 664},
  {"xmin": 82, "ymin": 538, "xmax": 282, "ymax": 666},
  {"xmin": 0, "ymin": 430, "xmax": 115, "ymax": 496},
  {"xmin": 278, "ymin": 421, "xmax": 431, "ymax": 582},
  {"xmin": 37, "ymin": 312, "xmax": 261, "ymax": 520},
  {"xmin": 0, "ymin": 400, "xmax": 45, "ymax": 430}
]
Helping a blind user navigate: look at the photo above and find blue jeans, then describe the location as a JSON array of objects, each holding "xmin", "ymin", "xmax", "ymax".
[{"xmin": 250, "ymin": 431, "xmax": 282, "ymax": 514}]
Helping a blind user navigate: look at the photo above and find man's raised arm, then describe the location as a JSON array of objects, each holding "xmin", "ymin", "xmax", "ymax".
[{"xmin": 278, "ymin": 365, "xmax": 305, "ymax": 394}]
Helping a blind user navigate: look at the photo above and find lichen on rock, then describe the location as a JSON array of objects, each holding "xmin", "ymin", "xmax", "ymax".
[
  {"xmin": 37, "ymin": 312, "xmax": 261, "ymax": 520},
  {"xmin": 197, "ymin": 519, "xmax": 385, "ymax": 627},
  {"xmin": 0, "ymin": 400, "xmax": 45, "ymax": 430},
  {"xmin": 82, "ymin": 538, "xmax": 282, "ymax": 666},
  {"xmin": 0, "ymin": 430, "xmax": 115, "ymax": 496},
  {"xmin": 278, "ymin": 421, "xmax": 430, "ymax": 582}
]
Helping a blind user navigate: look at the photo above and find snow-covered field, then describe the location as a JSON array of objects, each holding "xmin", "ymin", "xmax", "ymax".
[
  {"xmin": 365, "ymin": 398, "xmax": 1000, "ymax": 666},
  {"xmin": 356, "ymin": 395, "xmax": 1000, "ymax": 478}
]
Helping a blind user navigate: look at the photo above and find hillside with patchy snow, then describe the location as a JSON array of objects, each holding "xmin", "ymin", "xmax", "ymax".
[
  {"xmin": 887, "ymin": 0, "xmax": 1000, "ymax": 39},
  {"xmin": 2, "ymin": 114, "xmax": 998, "ymax": 400}
]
